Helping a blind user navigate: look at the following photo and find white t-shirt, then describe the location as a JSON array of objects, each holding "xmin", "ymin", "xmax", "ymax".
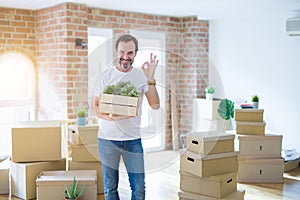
[{"xmin": 93, "ymin": 66, "xmax": 148, "ymax": 141}]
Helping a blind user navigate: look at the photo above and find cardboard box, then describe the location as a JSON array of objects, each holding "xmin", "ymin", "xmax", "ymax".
[
  {"xmin": 12, "ymin": 120, "xmax": 64, "ymax": 162},
  {"xmin": 36, "ymin": 170, "xmax": 97, "ymax": 200},
  {"xmin": 180, "ymin": 170, "xmax": 237, "ymax": 198},
  {"xmin": 99, "ymin": 93, "xmax": 139, "ymax": 116},
  {"xmin": 180, "ymin": 150, "xmax": 238, "ymax": 177},
  {"xmin": 235, "ymin": 109, "xmax": 264, "ymax": 122},
  {"xmin": 236, "ymin": 121, "xmax": 265, "ymax": 136},
  {"xmin": 68, "ymin": 160, "xmax": 104, "ymax": 194},
  {"xmin": 71, "ymin": 144, "xmax": 100, "ymax": 162},
  {"xmin": 0, "ymin": 169, "xmax": 9, "ymax": 194},
  {"xmin": 238, "ymin": 158, "xmax": 284, "ymax": 183},
  {"xmin": 186, "ymin": 131, "xmax": 235, "ymax": 155},
  {"xmin": 0, "ymin": 156, "xmax": 9, "ymax": 195},
  {"xmin": 69, "ymin": 125, "xmax": 98, "ymax": 145},
  {"xmin": 178, "ymin": 190, "xmax": 245, "ymax": 200},
  {"xmin": 11, "ymin": 159, "xmax": 66, "ymax": 200},
  {"xmin": 284, "ymin": 159, "xmax": 299, "ymax": 172},
  {"xmin": 238, "ymin": 134, "xmax": 282, "ymax": 159}
]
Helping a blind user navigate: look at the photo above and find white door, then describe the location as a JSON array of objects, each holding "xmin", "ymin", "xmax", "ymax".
[{"xmin": 130, "ymin": 30, "xmax": 166, "ymax": 152}]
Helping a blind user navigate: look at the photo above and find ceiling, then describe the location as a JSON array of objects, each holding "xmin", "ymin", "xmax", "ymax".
[{"xmin": 0, "ymin": 0, "xmax": 300, "ymax": 19}]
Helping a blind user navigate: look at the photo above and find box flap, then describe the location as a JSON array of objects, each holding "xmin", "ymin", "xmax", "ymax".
[
  {"xmin": 12, "ymin": 120, "xmax": 61, "ymax": 128},
  {"xmin": 188, "ymin": 131, "xmax": 235, "ymax": 141},
  {"xmin": 180, "ymin": 149, "xmax": 238, "ymax": 160},
  {"xmin": 36, "ymin": 170, "xmax": 97, "ymax": 186}
]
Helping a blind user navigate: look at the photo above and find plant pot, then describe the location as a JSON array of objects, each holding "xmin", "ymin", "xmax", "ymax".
[
  {"xmin": 77, "ymin": 117, "xmax": 86, "ymax": 126},
  {"xmin": 206, "ymin": 93, "xmax": 213, "ymax": 100},
  {"xmin": 252, "ymin": 102, "xmax": 259, "ymax": 109}
]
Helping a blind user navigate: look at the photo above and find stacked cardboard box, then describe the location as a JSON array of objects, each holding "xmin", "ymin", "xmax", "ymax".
[
  {"xmin": 235, "ymin": 109, "xmax": 265, "ymax": 135},
  {"xmin": 10, "ymin": 120, "xmax": 67, "ymax": 199},
  {"xmin": 0, "ymin": 156, "xmax": 9, "ymax": 195},
  {"xmin": 36, "ymin": 170, "xmax": 97, "ymax": 200},
  {"xmin": 179, "ymin": 131, "xmax": 245, "ymax": 200},
  {"xmin": 68, "ymin": 125, "xmax": 104, "ymax": 194},
  {"xmin": 235, "ymin": 109, "xmax": 284, "ymax": 183},
  {"xmin": 238, "ymin": 134, "xmax": 284, "ymax": 183}
]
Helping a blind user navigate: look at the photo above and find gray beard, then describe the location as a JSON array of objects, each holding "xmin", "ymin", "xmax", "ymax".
[{"xmin": 119, "ymin": 59, "xmax": 133, "ymax": 70}]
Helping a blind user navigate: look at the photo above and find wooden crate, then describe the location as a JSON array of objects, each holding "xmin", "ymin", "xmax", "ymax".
[{"xmin": 99, "ymin": 94, "xmax": 139, "ymax": 116}]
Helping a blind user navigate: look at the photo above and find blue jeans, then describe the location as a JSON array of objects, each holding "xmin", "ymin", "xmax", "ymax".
[{"xmin": 98, "ymin": 138, "xmax": 145, "ymax": 200}]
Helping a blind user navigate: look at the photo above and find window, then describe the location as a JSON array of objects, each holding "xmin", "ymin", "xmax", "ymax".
[
  {"xmin": 0, "ymin": 52, "xmax": 35, "ymax": 155},
  {"xmin": 130, "ymin": 30, "xmax": 166, "ymax": 152}
]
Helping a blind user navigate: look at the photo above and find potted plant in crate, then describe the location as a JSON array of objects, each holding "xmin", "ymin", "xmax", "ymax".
[
  {"xmin": 100, "ymin": 81, "xmax": 140, "ymax": 116},
  {"xmin": 64, "ymin": 177, "xmax": 85, "ymax": 200},
  {"xmin": 205, "ymin": 86, "xmax": 215, "ymax": 100},
  {"xmin": 77, "ymin": 109, "xmax": 86, "ymax": 126},
  {"xmin": 252, "ymin": 95, "xmax": 259, "ymax": 109}
]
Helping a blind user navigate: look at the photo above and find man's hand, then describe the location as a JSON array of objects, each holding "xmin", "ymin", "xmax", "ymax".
[{"xmin": 141, "ymin": 53, "xmax": 159, "ymax": 80}]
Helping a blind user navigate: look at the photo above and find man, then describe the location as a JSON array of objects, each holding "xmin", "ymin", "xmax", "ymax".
[{"xmin": 93, "ymin": 34, "xmax": 160, "ymax": 200}]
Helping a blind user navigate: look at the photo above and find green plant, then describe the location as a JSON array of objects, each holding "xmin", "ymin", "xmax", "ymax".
[
  {"xmin": 103, "ymin": 81, "xmax": 139, "ymax": 97},
  {"xmin": 252, "ymin": 95, "xmax": 259, "ymax": 102},
  {"xmin": 205, "ymin": 86, "xmax": 215, "ymax": 94},
  {"xmin": 64, "ymin": 177, "xmax": 85, "ymax": 200},
  {"xmin": 77, "ymin": 109, "xmax": 86, "ymax": 117},
  {"xmin": 218, "ymin": 98, "xmax": 235, "ymax": 120}
]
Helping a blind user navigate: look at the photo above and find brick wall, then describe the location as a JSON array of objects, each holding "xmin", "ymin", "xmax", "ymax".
[
  {"xmin": 0, "ymin": 3, "xmax": 208, "ymax": 149},
  {"xmin": 36, "ymin": 3, "xmax": 88, "ymax": 120}
]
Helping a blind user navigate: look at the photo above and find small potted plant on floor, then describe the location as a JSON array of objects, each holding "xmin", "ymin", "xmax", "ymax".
[
  {"xmin": 252, "ymin": 95, "xmax": 259, "ymax": 109},
  {"xmin": 205, "ymin": 86, "xmax": 215, "ymax": 100},
  {"xmin": 64, "ymin": 177, "xmax": 85, "ymax": 200},
  {"xmin": 77, "ymin": 108, "xmax": 86, "ymax": 126}
]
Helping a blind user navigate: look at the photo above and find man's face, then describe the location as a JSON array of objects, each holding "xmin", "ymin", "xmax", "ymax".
[{"xmin": 117, "ymin": 41, "xmax": 136, "ymax": 71}]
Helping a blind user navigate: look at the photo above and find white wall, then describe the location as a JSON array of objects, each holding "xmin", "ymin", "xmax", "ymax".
[{"xmin": 209, "ymin": 11, "xmax": 300, "ymax": 151}]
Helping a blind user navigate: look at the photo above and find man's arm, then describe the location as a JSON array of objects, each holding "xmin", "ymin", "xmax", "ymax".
[
  {"xmin": 142, "ymin": 53, "xmax": 160, "ymax": 110},
  {"xmin": 145, "ymin": 83, "xmax": 160, "ymax": 110}
]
